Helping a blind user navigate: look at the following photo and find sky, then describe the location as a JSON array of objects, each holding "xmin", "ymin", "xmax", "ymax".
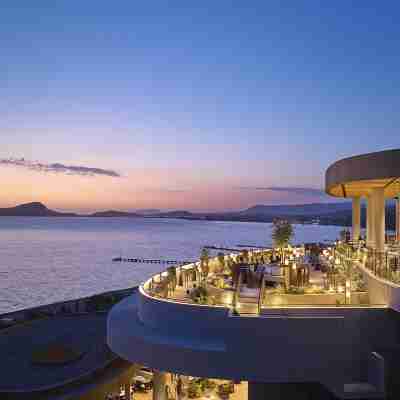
[{"xmin": 1, "ymin": 2, "xmax": 400, "ymax": 212}]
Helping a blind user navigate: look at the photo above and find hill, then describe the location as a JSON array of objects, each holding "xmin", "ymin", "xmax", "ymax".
[
  {"xmin": 89, "ymin": 210, "xmax": 141, "ymax": 218},
  {"xmin": 241, "ymin": 202, "xmax": 351, "ymax": 217},
  {"xmin": 0, "ymin": 202, "xmax": 77, "ymax": 217},
  {"xmin": 0, "ymin": 201, "xmax": 396, "ymax": 230}
]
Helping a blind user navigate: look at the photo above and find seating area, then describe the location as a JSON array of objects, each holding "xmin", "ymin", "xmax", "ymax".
[
  {"xmin": 142, "ymin": 241, "xmax": 374, "ymax": 313},
  {"xmin": 106, "ymin": 368, "xmax": 247, "ymax": 400}
]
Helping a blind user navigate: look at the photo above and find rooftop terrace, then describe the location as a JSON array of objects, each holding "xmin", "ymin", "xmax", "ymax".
[{"xmin": 141, "ymin": 242, "xmax": 388, "ymax": 316}]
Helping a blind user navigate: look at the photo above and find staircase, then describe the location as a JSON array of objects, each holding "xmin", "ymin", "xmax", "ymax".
[{"xmin": 235, "ymin": 271, "xmax": 260, "ymax": 315}]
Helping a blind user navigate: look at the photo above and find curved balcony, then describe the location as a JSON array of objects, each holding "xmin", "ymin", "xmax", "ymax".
[
  {"xmin": 139, "ymin": 247, "xmax": 376, "ymax": 315},
  {"xmin": 335, "ymin": 242, "xmax": 400, "ymax": 310},
  {"xmin": 108, "ymin": 249, "xmax": 393, "ymax": 397}
]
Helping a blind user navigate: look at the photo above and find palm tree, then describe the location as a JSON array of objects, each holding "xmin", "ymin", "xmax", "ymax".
[
  {"xmin": 272, "ymin": 219, "xmax": 294, "ymax": 264},
  {"xmin": 200, "ymin": 247, "xmax": 210, "ymax": 281},
  {"xmin": 217, "ymin": 252, "xmax": 225, "ymax": 273}
]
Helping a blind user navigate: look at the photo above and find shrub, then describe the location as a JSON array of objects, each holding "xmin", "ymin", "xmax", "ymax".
[
  {"xmin": 188, "ymin": 381, "xmax": 202, "ymax": 398},
  {"xmin": 190, "ymin": 285, "xmax": 209, "ymax": 304},
  {"xmin": 287, "ymin": 287, "xmax": 305, "ymax": 295}
]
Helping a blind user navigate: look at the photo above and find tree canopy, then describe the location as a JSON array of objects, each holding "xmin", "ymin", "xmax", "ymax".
[{"xmin": 272, "ymin": 219, "xmax": 294, "ymax": 248}]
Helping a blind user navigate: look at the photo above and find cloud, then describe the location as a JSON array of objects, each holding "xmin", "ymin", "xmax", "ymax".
[
  {"xmin": 0, "ymin": 157, "xmax": 121, "ymax": 177},
  {"xmin": 236, "ymin": 186, "xmax": 326, "ymax": 197}
]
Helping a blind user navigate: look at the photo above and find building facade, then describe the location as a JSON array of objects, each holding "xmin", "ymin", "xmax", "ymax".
[{"xmin": 108, "ymin": 149, "xmax": 400, "ymax": 400}]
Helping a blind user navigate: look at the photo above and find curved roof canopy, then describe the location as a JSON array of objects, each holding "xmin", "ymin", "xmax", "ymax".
[{"xmin": 325, "ymin": 149, "xmax": 400, "ymax": 198}]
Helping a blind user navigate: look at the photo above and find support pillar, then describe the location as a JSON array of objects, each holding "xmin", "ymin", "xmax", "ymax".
[
  {"xmin": 372, "ymin": 187, "xmax": 385, "ymax": 253},
  {"xmin": 396, "ymin": 197, "xmax": 400, "ymax": 244},
  {"xmin": 124, "ymin": 381, "xmax": 132, "ymax": 400},
  {"xmin": 352, "ymin": 197, "xmax": 361, "ymax": 242},
  {"xmin": 366, "ymin": 195, "xmax": 375, "ymax": 248},
  {"xmin": 153, "ymin": 371, "xmax": 167, "ymax": 400}
]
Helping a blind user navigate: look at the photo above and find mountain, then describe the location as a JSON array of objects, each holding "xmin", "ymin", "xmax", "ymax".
[
  {"xmin": 0, "ymin": 202, "xmax": 77, "ymax": 217},
  {"xmin": 157, "ymin": 210, "xmax": 195, "ymax": 218},
  {"xmin": 136, "ymin": 209, "xmax": 161, "ymax": 215},
  {"xmin": 0, "ymin": 201, "xmax": 396, "ymax": 230},
  {"xmin": 241, "ymin": 202, "xmax": 351, "ymax": 217},
  {"xmin": 90, "ymin": 210, "xmax": 141, "ymax": 218}
]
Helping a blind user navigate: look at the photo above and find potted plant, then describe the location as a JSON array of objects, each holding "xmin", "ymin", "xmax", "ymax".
[
  {"xmin": 188, "ymin": 380, "xmax": 202, "ymax": 398},
  {"xmin": 218, "ymin": 383, "xmax": 232, "ymax": 399}
]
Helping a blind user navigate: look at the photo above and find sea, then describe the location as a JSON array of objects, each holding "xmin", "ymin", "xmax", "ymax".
[{"xmin": 0, "ymin": 217, "xmax": 344, "ymax": 314}]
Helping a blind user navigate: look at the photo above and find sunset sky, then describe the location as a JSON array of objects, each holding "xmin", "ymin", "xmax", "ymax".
[{"xmin": 1, "ymin": 2, "xmax": 400, "ymax": 212}]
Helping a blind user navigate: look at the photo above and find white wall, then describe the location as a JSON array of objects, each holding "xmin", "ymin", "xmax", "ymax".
[{"xmin": 108, "ymin": 291, "xmax": 399, "ymax": 395}]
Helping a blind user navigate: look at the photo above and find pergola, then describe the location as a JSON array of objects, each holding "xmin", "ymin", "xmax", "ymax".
[{"xmin": 325, "ymin": 149, "xmax": 400, "ymax": 252}]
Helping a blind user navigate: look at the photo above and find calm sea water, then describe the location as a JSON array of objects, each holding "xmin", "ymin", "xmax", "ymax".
[{"xmin": 0, "ymin": 217, "xmax": 344, "ymax": 314}]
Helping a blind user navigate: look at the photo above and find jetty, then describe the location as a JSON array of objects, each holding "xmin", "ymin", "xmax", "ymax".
[
  {"xmin": 203, "ymin": 246, "xmax": 242, "ymax": 252},
  {"xmin": 112, "ymin": 257, "xmax": 196, "ymax": 265},
  {"xmin": 236, "ymin": 244, "xmax": 267, "ymax": 249}
]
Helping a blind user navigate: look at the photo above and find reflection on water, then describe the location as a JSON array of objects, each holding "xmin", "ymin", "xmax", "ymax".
[{"xmin": 0, "ymin": 217, "xmax": 343, "ymax": 313}]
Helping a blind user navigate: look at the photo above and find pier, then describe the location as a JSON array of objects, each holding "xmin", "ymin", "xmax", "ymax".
[
  {"xmin": 203, "ymin": 245, "xmax": 242, "ymax": 252},
  {"xmin": 112, "ymin": 257, "xmax": 196, "ymax": 265}
]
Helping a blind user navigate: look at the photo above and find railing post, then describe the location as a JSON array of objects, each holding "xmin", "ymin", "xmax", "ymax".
[
  {"xmin": 386, "ymin": 252, "xmax": 389, "ymax": 280},
  {"xmin": 233, "ymin": 271, "xmax": 242, "ymax": 311},
  {"xmin": 258, "ymin": 274, "xmax": 266, "ymax": 314}
]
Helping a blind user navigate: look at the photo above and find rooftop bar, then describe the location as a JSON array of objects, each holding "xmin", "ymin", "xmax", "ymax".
[
  {"xmin": 109, "ymin": 149, "xmax": 400, "ymax": 400},
  {"xmin": 140, "ymin": 149, "xmax": 400, "ymax": 313},
  {"xmin": 141, "ymin": 243, "xmax": 374, "ymax": 314}
]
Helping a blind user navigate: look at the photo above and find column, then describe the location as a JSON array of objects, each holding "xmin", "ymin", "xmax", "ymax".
[
  {"xmin": 153, "ymin": 371, "xmax": 167, "ymax": 400},
  {"xmin": 396, "ymin": 197, "xmax": 400, "ymax": 243},
  {"xmin": 124, "ymin": 381, "xmax": 132, "ymax": 400},
  {"xmin": 366, "ymin": 195, "xmax": 374, "ymax": 248},
  {"xmin": 352, "ymin": 197, "xmax": 361, "ymax": 242},
  {"xmin": 372, "ymin": 187, "xmax": 385, "ymax": 253}
]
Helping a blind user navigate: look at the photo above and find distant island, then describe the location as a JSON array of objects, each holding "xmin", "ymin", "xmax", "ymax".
[{"xmin": 0, "ymin": 201, "xmax": 396, "ymax": 230}]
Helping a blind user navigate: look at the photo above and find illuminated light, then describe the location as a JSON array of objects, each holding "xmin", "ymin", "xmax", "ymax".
[
  {"xmin": 285, "ymin": 259, "xmax": 289, "ymax": 266},
  {"xmin": 337, "ymin": 285, "xmax": 344, "ymax": 293},
  {"xmin": 335, "ymin": 258, "xmax": 340, "ymax": 265},
  {"xmin": 345, "ymin": 280, "xmax": 350, "ymax": 288},
  {"xmin": 329, "ymin": 286, "xmax": 334, "ymax": 292},
  {"xmin": 292, "ymin": 263, "xmax": 297, "ymax": 270}
]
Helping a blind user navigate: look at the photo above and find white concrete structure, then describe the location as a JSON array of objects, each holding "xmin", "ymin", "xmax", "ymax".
[
  {"xmin": 108, "ymin": 285, "xmax": 395, "ymax": 400},
  {"xmin": 107, "ymin": 149, "xmax": 400, "ymax": 400},
  {"xmin": 366, "ymin": 195, "xmax": 375, "ymax": 248},
  {"xmin": 396, "ymin": 197, "xmax": 400, "ymax": 243},
  {"xmin": 373, "ymin": 187, "xmax": 385, "ymax": 253},
  {"xmin": 352, "ymin": 197, "xmax": 361, "ymax": 242},
  {"xmin": 326, "ymin": 149, "xmax": 400, "ymax": 251},
  {"xmin": 153, "ymin": 371, "xmax": 167, "ymax": 400}
]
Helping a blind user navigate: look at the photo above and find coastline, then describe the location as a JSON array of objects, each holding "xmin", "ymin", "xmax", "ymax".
[{"xmin": 0, "ymin": 213, "xmax": 353, "ymax": 227}]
